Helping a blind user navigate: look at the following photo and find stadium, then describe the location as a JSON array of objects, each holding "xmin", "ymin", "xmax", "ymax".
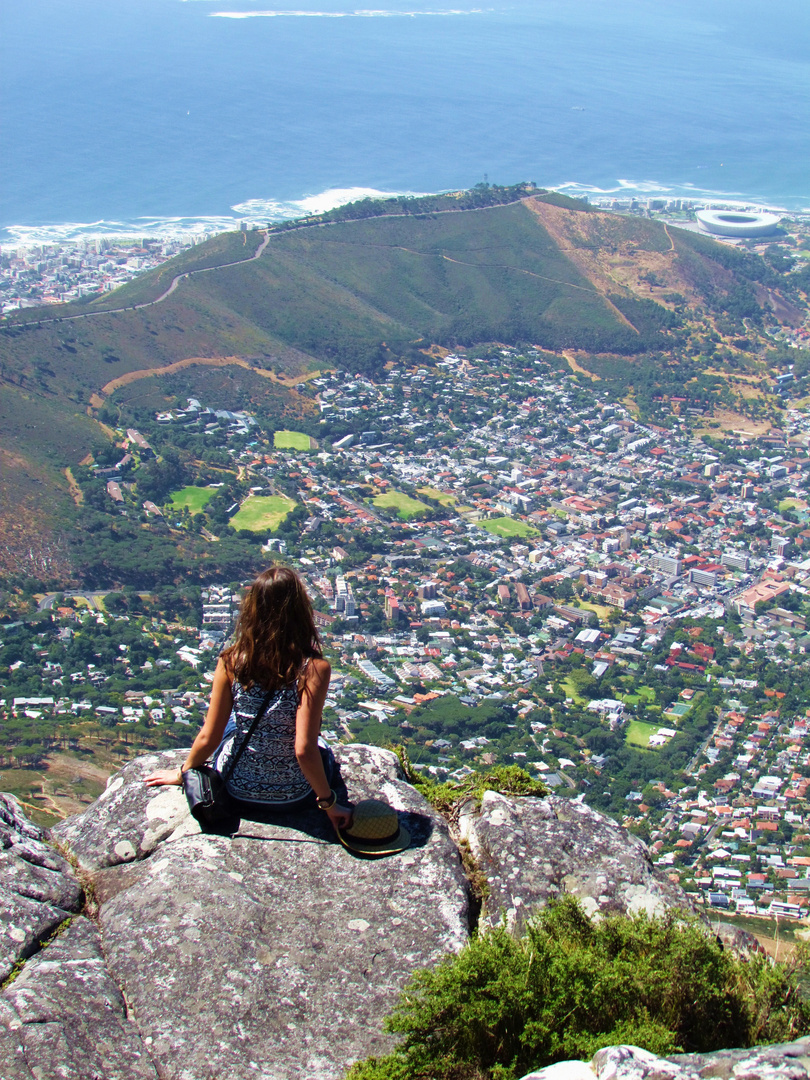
[{"xmin": 696, "ymin": 209, "xmax": 781, "ymax": 238}]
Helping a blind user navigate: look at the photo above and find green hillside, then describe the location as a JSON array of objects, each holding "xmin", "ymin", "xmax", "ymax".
[
  {"xmin": 0, "ymin": 381, "xmax": 104, "ymax": 581},
  {"xmin": 199, "ymin": 202, "xmax": 638, "ymax": 364},
  {"xmin": 0, "ymin": 195, "xmax": 677, "ymax": 402},
  {"xmin": 51, "ymin": 229, "xmax": 266, "ymax": 312},
  {"xmin": 0, "ymin": 188, "xmax": 800, "ymax": 583},
  {"xmin": 2, "ymin": 193, "xmax": 784, "ymax": 402}
]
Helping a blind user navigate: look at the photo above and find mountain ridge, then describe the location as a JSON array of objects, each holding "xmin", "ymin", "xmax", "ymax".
[{"xmin": 0, "ymin": 191, "xmax": 804, "ymax": 583}]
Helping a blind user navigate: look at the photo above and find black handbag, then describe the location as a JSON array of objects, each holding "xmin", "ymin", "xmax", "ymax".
[{"xmin": 181, "ymin": 689, "xmax": 273, "ymax": 827}]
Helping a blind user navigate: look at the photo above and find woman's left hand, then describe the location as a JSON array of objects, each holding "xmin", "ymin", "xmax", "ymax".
[
  {"xmin": 145, "ymin": 768, "xmax": 183, "ymax": 787},
  {"xmin": 325, "ymin": 802, "xmax": 353, "ymax": 831}
]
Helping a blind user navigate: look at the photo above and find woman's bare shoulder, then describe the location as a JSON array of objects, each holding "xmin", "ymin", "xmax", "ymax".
[
  {"xmin": 306, "ymin": 656, "xmax": 331, "ymax": 679},
  {"xmin": 215, "ymin": 655, "xmax": 234, "ymax": 681}
]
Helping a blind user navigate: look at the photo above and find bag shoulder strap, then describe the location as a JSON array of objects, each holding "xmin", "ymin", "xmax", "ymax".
[{"xmin": 219, "ymin": 686, "xmax": 274, "ymax": 783}]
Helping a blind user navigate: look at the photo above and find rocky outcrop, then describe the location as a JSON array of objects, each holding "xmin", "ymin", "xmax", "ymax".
[
  {"xmin": 0, "ymin": 794, "xmax": 84, "ymax": 983},
  {"xmin": 0, "ymin": 751, "xmax": 741, "ymax": 1080},
  {"xmin": 39, "ymin": 745, "xmax": 470, "ymax": 1080},
  {"xmin": 519, "ymin": 1039, "xmax": 810, "ymax": 1079},
  {"xmin": 51, "ymin": 750, "xmax": 194, "ymax": 872},
  {"xmin": 459, "ymin": 791, "xmax": 693, "ymax": 930}
]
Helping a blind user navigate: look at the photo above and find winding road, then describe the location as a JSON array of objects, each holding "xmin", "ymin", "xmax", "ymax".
[
  {"xmin": 6, "ymin": 195, "xmax": 677, "ymax": 337},
  {"xmin": 38, "ymin": 589, "xmax": 121, "ymax": 611},
  {"xmin": 5, "ymin": 194, "xmax": 585, "ymax": 330}
]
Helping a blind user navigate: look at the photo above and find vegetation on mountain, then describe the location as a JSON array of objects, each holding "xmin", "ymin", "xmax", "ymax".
[
  {"xmin": 395, "ymin": 747, "xmax": 547, "ymax": 816},
  {"xmin": 347, "ymin": 897, "xmax": 810, "ymax": 1080},
  {"xmin": 12, "ymin": 229, "xmax": 267, "ymax": 315},
  {"xmin": 276, "ymin": 182, "xmax": 576, "ymax": 227},
  {"xmin": 0, "ymin": 188, "xmax": 805, "ymax": 583}
]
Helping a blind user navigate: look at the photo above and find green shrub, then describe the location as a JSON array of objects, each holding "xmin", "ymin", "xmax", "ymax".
[{"xmin": 346, "ymin": 897, "xmax": 810, "ymax": 1080}]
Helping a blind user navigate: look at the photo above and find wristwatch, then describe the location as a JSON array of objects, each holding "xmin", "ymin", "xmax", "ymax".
[{"xmin": 316, "ymin": 790, "xmax": 336, "ymax": 810}]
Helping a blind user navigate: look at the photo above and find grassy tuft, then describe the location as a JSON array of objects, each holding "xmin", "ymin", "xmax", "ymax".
[
  {"xmin": 1, "ymin": 917, "xmax": 73, "ymax": 990},
  {"xmin": 394, "ymin": 746, "xmax": 546, "ymax": 820}
]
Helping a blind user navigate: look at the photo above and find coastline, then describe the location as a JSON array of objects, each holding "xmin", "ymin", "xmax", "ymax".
[{"xmin": 2, "ymin": 179, "xmax": 809, "ymax": 253}]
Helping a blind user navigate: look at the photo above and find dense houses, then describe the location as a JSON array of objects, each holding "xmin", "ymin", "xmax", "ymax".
[
  {"xmin": 7, "ymin": 344, "xmax": 810, "ymax": 921},
  {"xmin": 287, "ymin": 358, "xmax": 810, "ymax": 917},
  {"xmin": 0, "ymin": 234, "xmax": 207, "ymax": 312}
]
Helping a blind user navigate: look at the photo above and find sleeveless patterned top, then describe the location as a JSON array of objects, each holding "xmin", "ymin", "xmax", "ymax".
[{"xmin": 214, "ymin": 677, "xmax": 310, "ymax": 805}]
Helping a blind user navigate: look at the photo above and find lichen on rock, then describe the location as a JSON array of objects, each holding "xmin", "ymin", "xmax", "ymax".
[
  {"xmin": 48, "ymin": 744, "xmax": 470, "ymax": 1080},
  {"xmin": 518, "ymin": 1039, "xmax": 810, "ymax": 1079},
  {"xmin": 458, "ymin": 790, "xmax": 694, "ymax": 930},
  {"xmin": 0, "ymin": 916, "xmax": 158, "ymax": 1080},
  {"xmin": 51, "ymin": 751, "xmax": 193, "ymax": 872}
]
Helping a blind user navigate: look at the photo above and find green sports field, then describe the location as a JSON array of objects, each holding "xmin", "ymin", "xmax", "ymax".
[
  {"xmin": 561, "ymin": 674, "xmax": 587, "ymax": 705},
  {"xmin": 274, "ymin": 430, "xmax": 311, "ymax": 451},
  {"xmin": 621, "ymin": 685, "xmax": 657, "ymax": 707},
  {"xmin": 479, "ymin": 516, "xmax": 538, "ymax": 538},
  {"xmin": 230, "ymin": 495, "xmax": 295, "ymax": 532},
  {"xmin": 373, "ymin": 490, "xmax": 429, "ymax": 519},
  {"xmin": 169, "ymin": 486, "xmax": 215, "ymax": 514},
  {"xmin": 576, "ymin": 600, "xmax": 614, "ymax": 621},
  {"xmin": 626, "ymin": 720, "xmax": 663, "ymax": 749},
  {"xmin": 418, "ymin": 486, "xmax": 457, "ymax": 507}
]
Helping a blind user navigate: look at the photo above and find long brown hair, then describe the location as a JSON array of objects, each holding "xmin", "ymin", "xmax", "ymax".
[{"xmin": 221, "ymin": 566, "xmax": 322, "ymax": 690}]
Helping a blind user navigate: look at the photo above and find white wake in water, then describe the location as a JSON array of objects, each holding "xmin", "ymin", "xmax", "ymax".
[{"xmin": 209, "ymin": 9, "xmax": 485, "ymax": 18}]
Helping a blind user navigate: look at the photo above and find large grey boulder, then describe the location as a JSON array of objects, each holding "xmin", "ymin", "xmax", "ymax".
[
  {"xmin": 519, "ymin": 1039, "xmax": 810, "ymax": 1079},
  {"xmin": 459, "ymin": 791, "xmax": 693, "ymax": 930},
  {"xmin": 0, "ymin": 916, "xmax": 158, "ymax": 1080},
  {"xmin": 55, "ymin": 744, "xmax": 470, "ymax": 1080},
  {"xmin": 0, "ymin": 794, "xmax": 84, "ymax": 983}
]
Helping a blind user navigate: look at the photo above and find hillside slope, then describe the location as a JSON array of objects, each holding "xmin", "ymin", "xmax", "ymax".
[
  {"xmin": 0, "ymin": 192, "xmax": 800, "ymax": 581},
  {"xmin": 2, "ymin": 195, "xmax": 789, "ymax": 399}
]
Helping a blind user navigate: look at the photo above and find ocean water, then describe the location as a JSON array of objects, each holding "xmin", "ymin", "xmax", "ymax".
[{"xmin": 1, "ymin": 0, "xmax": 809, "ymax": 247}]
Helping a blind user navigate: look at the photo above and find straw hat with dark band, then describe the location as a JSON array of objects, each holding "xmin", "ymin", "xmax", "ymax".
[{"xmin": 337, "ymin": 798, "xmax": 410, "ymax": 856}]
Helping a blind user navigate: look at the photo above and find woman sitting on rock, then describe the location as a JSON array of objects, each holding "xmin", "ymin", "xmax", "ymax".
[{"xmin": 145, "ymin": 565, "xmax": 353, "ymax": 832}]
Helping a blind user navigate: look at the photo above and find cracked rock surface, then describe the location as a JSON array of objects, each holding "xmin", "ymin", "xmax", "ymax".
[
  {"xmin": 0, "ymin": 916, "xmax": 158, "ymax": 1080},
  {"xmin": 5, "ymin": 751, "xmax": 806, "ymax": 1080},
  {"xmin": 49, "ymin": 744, "xmax": 470, "ymax": 1080},
  {"xmin": 0, "ymin": 794, "xmax": 84, "ymax": 983},
  {"xmin": 459, "ymin": 790, "xmax": 693, "ymax": 930}
]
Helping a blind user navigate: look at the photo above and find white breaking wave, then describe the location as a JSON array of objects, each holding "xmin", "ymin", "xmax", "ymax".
[
  {"xmin": 554, "ymin": 178, "xmax": 796, "ymax": 213},
  {"xmin": 0, "ymin": 216, "xmax": 243, "ymax": 252},
  {"xmin": 231, "ymin": 185, "xmax": 429, "ymax": 218},
  {"xmin": 0, "ymin": 187, "xmax": 429, "ymax": 250},
  {"xmin": 210, "ymin": 9, "xmax": 484, "ymax": 18},
  {"xmin": 3, "ymin": 180, "xmax": 806, "ymax": 252}
]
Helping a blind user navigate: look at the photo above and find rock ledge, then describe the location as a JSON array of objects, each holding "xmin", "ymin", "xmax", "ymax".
[{"xmin": 0, "ymin": 751, "xmax": 802, "ymax": 1080}]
